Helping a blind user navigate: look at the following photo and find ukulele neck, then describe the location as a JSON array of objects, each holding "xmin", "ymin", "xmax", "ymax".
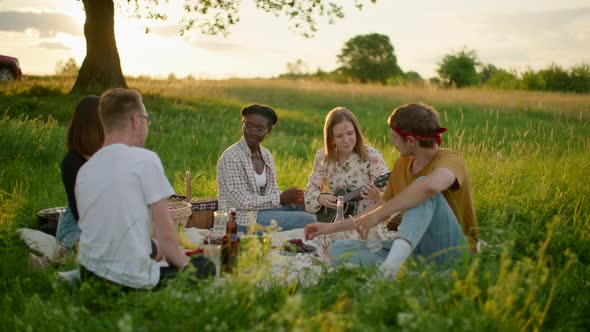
[{"xmin": 342, "ymin": 187, "xmax": 363, "ymax": 203}]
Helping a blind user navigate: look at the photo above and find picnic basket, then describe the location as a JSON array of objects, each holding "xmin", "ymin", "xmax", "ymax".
[
  {"xmin": 151, "ymin": 199, "xmax": 191, "ymax": 236},
  {"xmin": 168, "ymin": 201, "xmax": 192, "ymax": 228},
  {"xmin": 186, "ymin": 197, "xmax": 218, "ymax": 229},
  {"xmin": 179, "ymin": 171, "xmax": 218, "ymax": 229}
]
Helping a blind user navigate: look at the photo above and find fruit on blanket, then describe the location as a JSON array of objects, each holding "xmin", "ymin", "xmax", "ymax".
[
  {"xmin": 283, "ymin": 238, "xmax": 315, "ymax": 253},
  {"xmin": 178, "ymin": 227, "xmax": 199, "ymax": 250}
]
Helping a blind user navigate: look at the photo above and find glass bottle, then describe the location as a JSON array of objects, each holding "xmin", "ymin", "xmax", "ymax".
[
  {"xmin": 222, "ymin": 208, "xmax": 239, "ymax": 273},
  {"xmin": 334, "ymin": 195, "xmax": 344, "ymax": 222},
  {"xmin": 227, "ymin": 208, "xmax": 237, "ymax": 236},
  {"xmin": 228, "ymin": 208, "xmax": 239, "ymax": 257}
]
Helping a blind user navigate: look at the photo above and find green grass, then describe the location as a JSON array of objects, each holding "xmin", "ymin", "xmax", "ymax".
[{"xmin": 0, "ymin": 78, "xmax": 589, "ymax": 331}]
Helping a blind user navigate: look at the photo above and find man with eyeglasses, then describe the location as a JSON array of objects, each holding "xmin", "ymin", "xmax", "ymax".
[{"xmin": 76, "ymin": 88, "xmax": 214, "ymax": 290}]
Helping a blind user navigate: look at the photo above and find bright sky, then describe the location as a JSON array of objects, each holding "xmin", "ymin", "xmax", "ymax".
[{"xmin": 1, "ymin": 0, "xmax": 589, "ymax": 79}]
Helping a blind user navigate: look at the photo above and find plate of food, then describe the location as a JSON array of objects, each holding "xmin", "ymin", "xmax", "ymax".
[{"xmin": 281, "ymin": 238, "xmax": 317, "ymax": 256}]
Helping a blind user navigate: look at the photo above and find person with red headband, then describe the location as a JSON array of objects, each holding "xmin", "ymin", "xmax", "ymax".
[{"xmin": 305, "ymin": 103, "xmax": 478, "ymax": 278}]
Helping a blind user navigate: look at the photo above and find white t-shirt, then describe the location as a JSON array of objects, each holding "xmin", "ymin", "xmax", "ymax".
[{"xmin": 76, "ymin": 144, "xmax": 174, "ymax": 289}]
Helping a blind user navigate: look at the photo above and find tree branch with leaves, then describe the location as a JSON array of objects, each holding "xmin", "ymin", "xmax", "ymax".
[{"xmin": 71, "ymin": 0, "xmax": 377, "ymax": 93}]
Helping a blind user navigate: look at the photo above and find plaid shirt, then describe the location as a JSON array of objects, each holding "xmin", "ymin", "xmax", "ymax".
[{"xmin": 216, "ymin": 138, "xmax": 281, "ymax": 226}]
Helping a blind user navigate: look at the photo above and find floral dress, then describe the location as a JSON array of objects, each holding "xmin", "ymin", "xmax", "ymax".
[{"xmin": 304, "ymin": 146, "xmax": 392, "ymax": 259}]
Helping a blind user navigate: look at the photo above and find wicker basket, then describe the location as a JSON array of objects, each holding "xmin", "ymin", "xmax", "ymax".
[
  {"xmin": 168, "ymin": 201, "xmax": 192, "ymax": 228},
  {"xmin": 175, "ymin": 172, "xmax": 218, "ymax": 229},
  {"xmin": 186, "ymin": 197, "xmax": 218, "ymax": 229}
]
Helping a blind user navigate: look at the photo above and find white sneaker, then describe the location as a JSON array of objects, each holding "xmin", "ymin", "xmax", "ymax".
[
  {"xmin": 378, "ymin": 263, "xmax": 398, "ymax": 281},
  {"xmin": 57, "ymin": 269, "xmax": 81, "ymax": 284}
]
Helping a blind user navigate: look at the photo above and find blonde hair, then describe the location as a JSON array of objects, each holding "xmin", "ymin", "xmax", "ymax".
[
  {"xmin": 99, "ymin": 88, "xmax": 143, "ymax": 133},
  {"xmin": 323, "ymin": 107, "xmax": 368, "ymax": 162}
]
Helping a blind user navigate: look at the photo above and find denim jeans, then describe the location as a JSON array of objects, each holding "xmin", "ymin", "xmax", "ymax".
[
  {"xmin": 237, "ymin": 205, "xmax": 316, "ymax": 233},
  {"xmin": 329, "ymin": 178, "xmax": 469, "ymax": 266},
  {"xmin": 55, "ymin": 205, "xmax": 81, "ymax": 250}
]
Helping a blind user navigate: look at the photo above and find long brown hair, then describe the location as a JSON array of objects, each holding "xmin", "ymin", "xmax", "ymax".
[
  {"xmin": 323, "ymin": 107, "xmax": 367, "ymax": 162},
  {"xmin": 67, "ymin": 96, "xmax": 104, "ymax": 156}
]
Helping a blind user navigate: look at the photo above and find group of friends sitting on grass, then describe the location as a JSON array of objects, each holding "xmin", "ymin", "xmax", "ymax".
[{"xmin": 51, "ymin": 87, "xmax": 478, "ymax": 290}]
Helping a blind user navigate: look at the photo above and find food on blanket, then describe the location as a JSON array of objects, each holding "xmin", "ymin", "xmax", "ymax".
[
  {"xmin": 283, "ymin": 238, "xmax": 316, "ymax": 254},
  {"xmin": 184, "ymin": 248, "xmax": 205, "ymax": 256},
  {"xmin": 178, "ymin": 227, "xmax": 199, "ymax": 250}
]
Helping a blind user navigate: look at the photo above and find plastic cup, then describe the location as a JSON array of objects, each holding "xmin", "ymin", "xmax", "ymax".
[{"xmin": 204, "ymin": 244, "xmax": 221, "ymax": 277}]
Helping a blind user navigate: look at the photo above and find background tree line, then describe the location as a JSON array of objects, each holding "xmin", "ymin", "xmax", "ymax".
[
  {"xmin": 280, "ymin": 34, "xmax": 590, "ymax": 94},
  {"xmin": 435, "ymin": 48, "xmax": 590, "ymax": 93}
]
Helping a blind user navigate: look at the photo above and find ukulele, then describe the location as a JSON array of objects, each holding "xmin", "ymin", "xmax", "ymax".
[{"xmin": 316, "ymin": 172, "xmax": 391, "ymax": 223}]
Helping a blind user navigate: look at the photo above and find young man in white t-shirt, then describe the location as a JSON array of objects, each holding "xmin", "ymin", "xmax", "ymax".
[{"xmin": 76, "ymin": 88, "xmax": 214, "ymax": 289}]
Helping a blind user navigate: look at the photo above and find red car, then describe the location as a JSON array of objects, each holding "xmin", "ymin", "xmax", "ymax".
[{"xmin": 0, "ymin": 55, "xmax": 23, "ymax": 81}]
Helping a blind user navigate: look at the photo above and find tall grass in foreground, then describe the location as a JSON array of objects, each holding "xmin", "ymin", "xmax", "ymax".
[{"xmin": 0, "ymin": 78, "xmax": 589, "ymax": 331}]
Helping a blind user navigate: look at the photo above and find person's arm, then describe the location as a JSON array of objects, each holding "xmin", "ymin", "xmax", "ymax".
[
  {"xmin": 304, "ymin": 200, "xmax": 390, "ymax": 240},
  {"xmin": 62, "ymin": 152, "xmax": 85, "ymax": 220},
  {"xmin": 151, "ymin": 198, "xmax": 189, "ymax": 268},
  {"xmin": 361, "ymin": 199, "xmax": 384, "ymax": 214},
  {"xmin": 355, "ymin": 168, "xmax": 456, "ymax": 239},
  {"xmin": 304, "ymin": 216, "xmax": 357, "ymax": 240},
  {"xmin": 217, "ymin": 152, "xmax": 280, "ymax": 210}
]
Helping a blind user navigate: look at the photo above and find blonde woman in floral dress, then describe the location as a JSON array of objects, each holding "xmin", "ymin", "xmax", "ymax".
[{"xmin": 304, "ymin": 107, "xmax": 391, "ymax": 259}]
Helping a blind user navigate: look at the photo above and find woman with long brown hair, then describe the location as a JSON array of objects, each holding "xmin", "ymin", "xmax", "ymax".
[
  {"xmin": 55, "ymin": 96, "xmax": 104, "ymax": 249},
  {"xmin": 304, "ymin": 107, "xmax": 389, "ymax": 257}
]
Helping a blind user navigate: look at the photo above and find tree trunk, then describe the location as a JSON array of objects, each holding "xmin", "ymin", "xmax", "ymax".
[{"xmin": 71, "ymin": 0, "xmax": 127, "ymax": 94}]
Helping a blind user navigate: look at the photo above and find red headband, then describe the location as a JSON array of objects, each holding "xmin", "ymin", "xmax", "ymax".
[{"xmin": 393, "ymin": 126, "xmax": 447, "ymax": 145}]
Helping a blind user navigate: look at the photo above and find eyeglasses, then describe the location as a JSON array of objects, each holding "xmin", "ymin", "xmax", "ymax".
[
  {"xmin": 137, "ymin": 113, "xmax": 153, "ymax": 126},
  {"xmin": 242, "ymin": 122, "xmax": 268, "ymax": 135}
]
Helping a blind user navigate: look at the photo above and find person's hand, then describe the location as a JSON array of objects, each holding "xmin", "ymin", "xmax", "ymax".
[
  {"xmin": 280, "ymin": 187, "xmax": 304, "ymax": 205},
  {"xmin": 304, "ymin": 222, "xmax": 332, "ymax": 240},
  {"xmin": 318, "ymin": 193, "xmax": 338, "ymax": 209},
  {"xmin": 361, "ymin": 183, "xmax": 381, "ymax": 202},
  {"xmin": 353, "ymin": 214, "xmax": 381, "ymax": 240}
]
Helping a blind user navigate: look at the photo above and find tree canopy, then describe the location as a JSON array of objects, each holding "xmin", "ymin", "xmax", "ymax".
[
  {"xmin": 337, "ymin": 33, "xmax": 402, "ymax": 84},
  {"xmin": 437, "ymin": 48, "xmax": 480, "ymax": 88},
  {"xmin": 72, "ymin": 0, "xmax": 377, "ymax": 93}
]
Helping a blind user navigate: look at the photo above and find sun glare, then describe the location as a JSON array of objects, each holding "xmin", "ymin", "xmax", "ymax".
[{"xmin": 55, "ymin": 33, "xmax": 86, "ymax": 62}]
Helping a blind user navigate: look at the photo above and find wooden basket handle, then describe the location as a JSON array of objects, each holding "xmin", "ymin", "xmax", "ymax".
[{"xmin": 185, "ymin": 171, "xmax": 191, "ymax": 202}]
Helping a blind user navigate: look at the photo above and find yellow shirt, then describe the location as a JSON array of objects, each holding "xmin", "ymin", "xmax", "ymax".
[{"xmin": 383, "ymin": 148, "xmax": 478, "ymax": 253}]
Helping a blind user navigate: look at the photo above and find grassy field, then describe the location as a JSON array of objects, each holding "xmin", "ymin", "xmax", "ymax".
[{"xmin": 1, "ymin": 77, "xmax": 589, "ymax": 331}]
